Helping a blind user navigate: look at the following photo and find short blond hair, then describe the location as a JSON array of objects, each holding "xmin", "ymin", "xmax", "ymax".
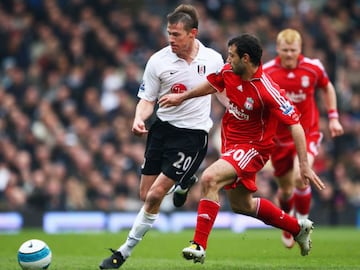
[{"xmin": 276, "ymin": 28, "xmax": 302, "ymax": 45}]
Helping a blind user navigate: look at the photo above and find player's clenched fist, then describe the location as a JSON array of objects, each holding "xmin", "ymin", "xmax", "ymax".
[{"xmin": 132, "ymin": 118, "xmax": 148, "ymax": 136}]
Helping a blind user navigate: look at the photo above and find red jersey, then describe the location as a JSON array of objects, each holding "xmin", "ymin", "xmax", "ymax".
[
  {"xmin": 263, "ymin": 55, "xmax": 329, "ymax": 143},
  {"xmin": 207, "ymin": 63, "xmax": 300, "ymax": 153}
]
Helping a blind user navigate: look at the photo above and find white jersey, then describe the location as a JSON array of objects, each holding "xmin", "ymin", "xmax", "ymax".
[{"xmin": 138, "ymin": 40, "xmax": 224, "ymax": 132}]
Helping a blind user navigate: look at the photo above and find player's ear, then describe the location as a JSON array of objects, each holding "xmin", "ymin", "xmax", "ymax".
[
  {"xmin": 190, "ymin": 28, "xmax": 198, "ymax": 37},
  {"xmin": 242, "ymin": 53, "xmax": 250, "ymax": 63}
]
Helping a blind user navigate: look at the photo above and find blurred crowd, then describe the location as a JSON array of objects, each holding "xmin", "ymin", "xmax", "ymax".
[{"xmin": 0, "ymin": 0, "xmax": 359, "ymax": 225}]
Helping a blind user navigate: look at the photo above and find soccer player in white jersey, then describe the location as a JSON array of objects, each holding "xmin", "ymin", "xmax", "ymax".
[
  {"xmin": 99, "ymin": 4, "xmax": 224, "ymax": 269},
  {"xmin": 263, "ymin": 28, "xmax": 343, "ymax": 248}
]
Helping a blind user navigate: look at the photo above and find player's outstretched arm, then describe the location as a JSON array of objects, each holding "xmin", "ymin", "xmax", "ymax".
[
  {"xmin": 158, "ymin": 81, "xmax": 216, "ymax": 108},
  {"xmin": 289, "ymin": 123, "xmax": 326, "ymax": 191}
]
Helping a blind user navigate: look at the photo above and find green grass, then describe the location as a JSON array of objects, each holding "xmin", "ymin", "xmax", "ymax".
[{"xmin": 1, "ymin": 227, "xmax": 359, "ymax": 270}]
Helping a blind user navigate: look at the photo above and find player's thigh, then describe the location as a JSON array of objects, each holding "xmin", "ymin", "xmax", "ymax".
[
  {"xmin": 202, "ymin": 159, "xmax": 237, "ymax": 187},
  {"xmin": 276, "ymin": 169, "xmax": 295, "ymax": 190}
]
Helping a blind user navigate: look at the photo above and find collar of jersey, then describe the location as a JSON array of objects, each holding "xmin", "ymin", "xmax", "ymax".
[{"xmin": 169, "ymin": 39, "xmax": 205, "ymax": 63}]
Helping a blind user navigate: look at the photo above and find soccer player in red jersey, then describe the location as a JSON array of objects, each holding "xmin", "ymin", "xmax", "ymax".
[
  {"xmin": 159, "ymin": 33, "xmax": 326, "ymax": 263},
  {"xmin": 263, "ymin": 28, "xmax": 343, "ymax": 248}
]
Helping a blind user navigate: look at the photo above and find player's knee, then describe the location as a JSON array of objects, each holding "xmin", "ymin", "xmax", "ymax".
[
  {"xmin": 147, "ymin": 193, "xmax": 162, "ymax": 204},
  {"xmin": 279, "ymin": 186, "xmax": 294, "ymax": 199},
  {"xmin": 200, "ymin": 171, "xmax": 218, "ymax": 191},
  {"xmin": 295, "ymin": 176, "xmax": 308, "ymax": 189},
  {"xmin": 145, "ymin": 187, "xmax": 165, "ymax": 205}
]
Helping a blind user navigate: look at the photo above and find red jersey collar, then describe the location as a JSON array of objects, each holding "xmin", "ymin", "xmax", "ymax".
[{"xmin": 251, "ymin": 63, "xmax": 263, "ymax": 80}]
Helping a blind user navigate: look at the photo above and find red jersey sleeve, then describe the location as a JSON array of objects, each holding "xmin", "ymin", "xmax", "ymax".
[
  {"xmin": 207, "ymin": 64, "xmax": 229, "ymax": 93},
  {"xmin": 260, "ymin": 73, "xmax": 301, "ymax": 126},
  {"xmin": 272, "ymin": 89, "xmax": 301, "ymax": 126},
  {"xmin": 311, "ymin": 58, "xmax": 329, "ymax": 89}
]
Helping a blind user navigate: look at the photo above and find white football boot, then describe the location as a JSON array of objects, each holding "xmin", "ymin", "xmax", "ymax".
[
  {"xmin": 182, "ymin": 241, "xmax": 206, "ymax": 264},
  {"xmin": 294, "ymin": 219, "xmax": 314, "ymax": 256}
]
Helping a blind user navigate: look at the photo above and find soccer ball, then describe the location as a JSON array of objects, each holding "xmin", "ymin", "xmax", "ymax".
[{"xmin": 18, "ymin": 239, "xmax": 52, "ymax": 270}]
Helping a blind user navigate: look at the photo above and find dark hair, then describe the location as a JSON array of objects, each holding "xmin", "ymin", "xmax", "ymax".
[
  {"xmin": 167, "ymin": 4, "xmax": 199, "ymax": 31},
  {"xmin": 228, "ymin": 34, "xmax": 262, "ymax": 66}
]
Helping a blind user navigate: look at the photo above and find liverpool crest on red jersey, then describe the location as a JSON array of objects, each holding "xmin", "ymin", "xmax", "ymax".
[{"xmin": 244, "ymin": 97, "xmax": 254, "ymax": 110}]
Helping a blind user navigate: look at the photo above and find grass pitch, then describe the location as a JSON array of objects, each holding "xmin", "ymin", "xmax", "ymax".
[{"xmin": 1, "ymin": 227, "xmax": 359, "ymax": 270}]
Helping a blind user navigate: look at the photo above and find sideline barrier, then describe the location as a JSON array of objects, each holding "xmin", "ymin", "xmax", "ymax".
[
  {"xmin": 0, "ymin": 211, "xmax": 271, "ymax": 233},
  {"xmin": 0, "ymin": 212, "xmax": 22, "ymax": 233},
  {"xmin": 43, "ymin": 212, "xmax": 107, "ymax": 233},
  {"xmin": 43, "ymin": 211, "xmax": 270, "ymax": 233}
]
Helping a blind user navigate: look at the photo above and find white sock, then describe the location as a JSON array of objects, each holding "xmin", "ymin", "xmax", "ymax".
[
  {"xmin": 296, "ymin": 212, "xmax": 309, "ymax": 220},
  {"xmin": 118, "ymin": 206, "xmax": 158, "ymax": 258}
]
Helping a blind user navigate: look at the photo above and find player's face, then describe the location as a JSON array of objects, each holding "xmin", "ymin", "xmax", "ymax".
[
  {"xmin": 227, "ymin": 44, "xmax": 246, "ymax": 75},
  {"xmin": 167, "ymin": 22, "xmax": 196, "ymax": 58},
  {"xmin": 276, "ymin": 40, "xmax": 301, "ymax": 69}
]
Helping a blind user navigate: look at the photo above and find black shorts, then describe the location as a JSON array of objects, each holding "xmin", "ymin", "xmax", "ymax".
[{"xmin": 142, "ymin": 118, "xmax": 208, "ymax": 183}]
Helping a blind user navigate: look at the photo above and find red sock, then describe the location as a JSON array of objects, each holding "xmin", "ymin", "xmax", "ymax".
[
  {"xmin": 256, "ymin": 198, "xmax": 300, "ymax": 236},
  {"xmin": 278, "ymin": 192, "xmax": 295, "ymax": 213},
  {"xmin": 193, "ymin": 199, "xmax": 220, "ymax": 250},
  {"xmin": 294, "ymin": 186, "xmax": 312, "ymax": 216}
]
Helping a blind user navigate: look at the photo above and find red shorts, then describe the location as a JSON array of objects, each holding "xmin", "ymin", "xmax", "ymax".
[
  {"xmin": 271, "ymin": 132, "xmax": 322, "ymax": 177},
  {"xmin": 221, "ymin": 144, "xmax": 271, "ymax": 192}
]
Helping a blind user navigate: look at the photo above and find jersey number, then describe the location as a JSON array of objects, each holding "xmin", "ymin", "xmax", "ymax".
[
  {"xmin": 173, "ymin": 152, "xmax": 192, "ymax": 171},
  {"xmin": 223, "ymin": 148, "xmax": 258, "ymax": 169}
]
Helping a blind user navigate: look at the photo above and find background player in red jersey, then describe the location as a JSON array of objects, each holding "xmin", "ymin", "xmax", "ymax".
[
  {"xmin": 263, "ymin": 28, "xmax": 344, "ymax": 248},
  {"xmin": 159, "ymin": 34, "xmax": 325, "ymax": 263}
]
